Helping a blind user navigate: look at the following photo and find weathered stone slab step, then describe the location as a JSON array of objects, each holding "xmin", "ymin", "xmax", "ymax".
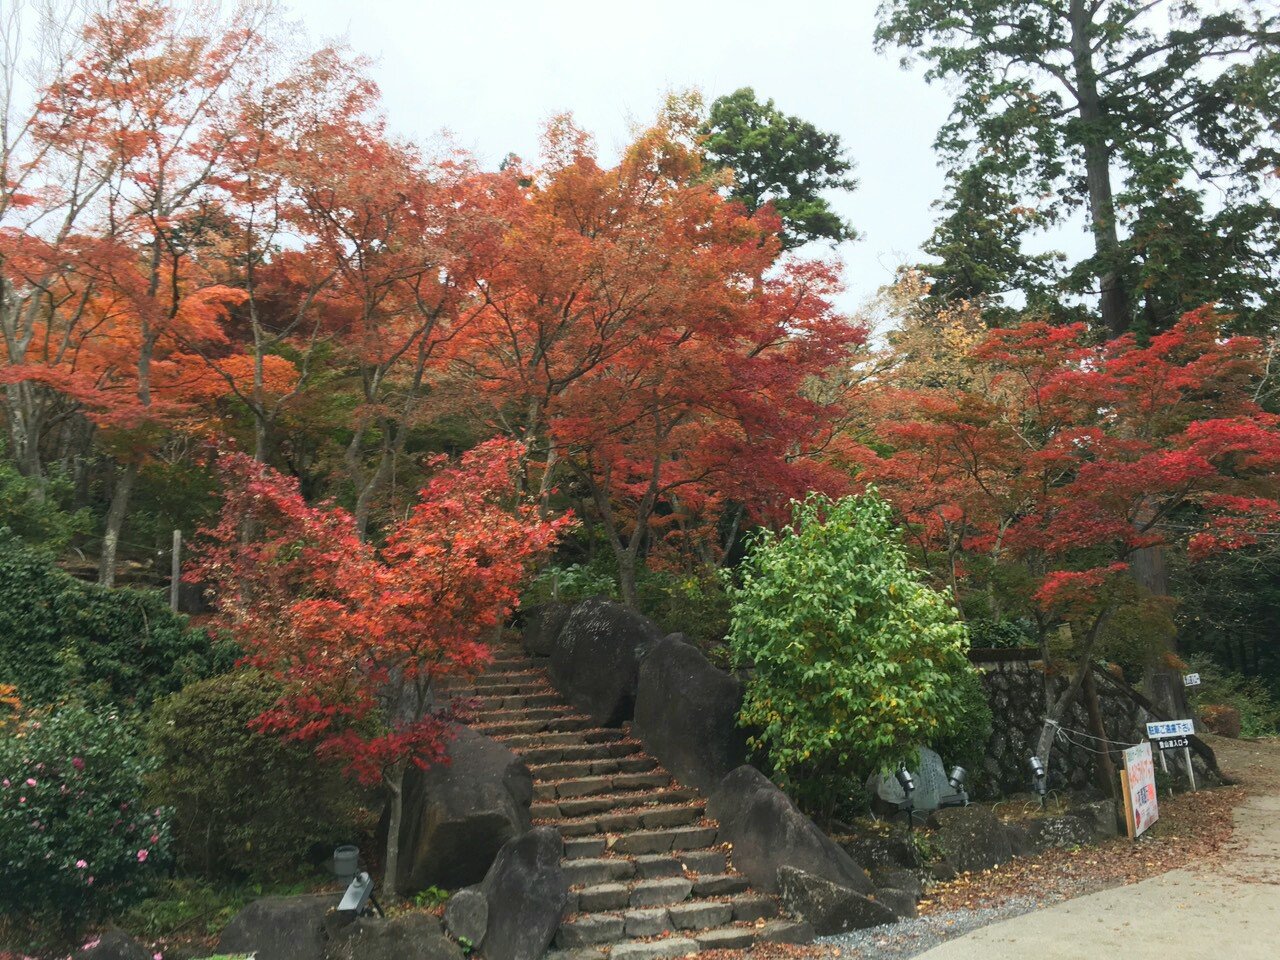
[
  {"xmin": 539, "ymin": 787, "xmax": 699, "ymax": 821},
  {"xmin": 478, "ymin": 706, "xmax": 577, "ymax": 724},
  {"xmin": 476, "ymin": 715, "xmax": 595, "ymax": 738},
  {"xmin": 536, "ymin": 771, "xmax": 672, "ymax": 801},
  {"xmin": 444, "ymin": 680, "xmax": 556, "ymax": 698},
  {"xmin": 689, "ymin": 873, "xmax": 750, "ymax": 896},
  {"xmin": 604, "ymin": 824, "xmax": 717, "ymax": 855},
  {"xmin": 516, "ymin": 739, "xmax": 642, "ymax": 765},
  {"xmin": 468, "ymin": 692, "xmax": 566, "ymax": 711},
  {"xmin": 527, "ymin": 755, "xmax": 658, "ymax": 781},
  {"xmin": 563, "ymin": 858, "xmax": 637, "ymax": 887},
  {"xmin": 546, "ymin": 919, "xmax": 813, "ymax": 960},
  {"xmin": 497, "ymin": 728, "xmax": 627, "ymax": 750},
  {"xmin": 550, "ymin": 801, "xmax": 705, "ymax": 836}
]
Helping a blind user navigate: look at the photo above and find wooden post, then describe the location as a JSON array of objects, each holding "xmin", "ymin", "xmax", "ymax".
[{"xmin": 170, "ymin": 529, "xmax": 182, "ymax": 613}]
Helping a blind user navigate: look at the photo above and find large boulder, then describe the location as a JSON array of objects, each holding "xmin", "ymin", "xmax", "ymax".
[
  {"xmin": 708, "ymin": 765, "xmax": 873, "ymax": 895},
  {"xmin": 325, "ymin": 913, "xmax": 461, "ymax": 960},
  {"xmin": 632, "ymin": 634, "xmax": 748, "ymax": 794},
  {"xmin": 396, "ymin": 725, "xmax": 533, "ymax": 893},
  {"xmin": 521, "ymin": 602, "xmax": 571, "ymax": 657},
  {"xmin": 81, "ymin": 928, "xmax": 149, "ymax": 960},
  {"xmin": 443, "ymin": 887, "xmax": 489, "ymax": 944},
  {"xmin": 477, "ymin": 827, "xmax": 569, "ymax": 960},
  {"xmin": 549, "ymin": 599, "xmax": 664, "ymax": 725},
  {"xmin": 218, "ymin": 893, "xmax": 335, "ymax": 960},
  {"xmin": 931, "ymin": 806, "xmax": 1013, "ymax": 874},
  {"xmin": 777, "ymin": 867, "xmax": 897, "ymax": 934}
]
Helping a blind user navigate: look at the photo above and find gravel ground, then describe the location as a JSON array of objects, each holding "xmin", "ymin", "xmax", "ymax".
[{"xmin": 814, "ymin": 895, "xmax": 1064, "ymax": 959}]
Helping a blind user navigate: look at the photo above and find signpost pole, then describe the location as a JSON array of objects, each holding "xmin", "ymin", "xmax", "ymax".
[{"xmin": 1184, "ymin": 746, "xmax": 1197, "ymax": 791}]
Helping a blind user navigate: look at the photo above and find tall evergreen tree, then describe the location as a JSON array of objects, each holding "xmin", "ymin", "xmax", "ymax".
[
  {"xmin": 877, "ymin": 1, "xmax": 1280, "ymax": 336},
  {"xmin": 701, "ymin": 87, "xmax": 858, "ymax": 250}
]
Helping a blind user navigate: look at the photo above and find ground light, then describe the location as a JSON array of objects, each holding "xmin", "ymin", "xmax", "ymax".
[
  {"xmin": 1028, "ymin": 755, "xmax": 1048, "ymax": 808},
  {"xmin": 896, "ymin": 764, "xmax": 917, "ymax": 831}
]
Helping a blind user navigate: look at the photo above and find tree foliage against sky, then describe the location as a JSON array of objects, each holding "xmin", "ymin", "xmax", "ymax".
[{"xmin": 877, "ymin": 0, "xmax": 1280, "ymax": 337}]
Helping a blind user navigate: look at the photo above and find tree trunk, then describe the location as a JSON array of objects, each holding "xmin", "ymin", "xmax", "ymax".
[
  {"xmin": 616, "ymin": 548, "xmax": 639, "ymax": 609},
  {"xmin": 382, "ymin": 760, "xmax": 406, "ymax": 902},
  {"xmin": 1069, "ymin": 0, "xmax": 1129, "ymax": 337},
  {"xmin": 98, "ymin": 461, "xmax": 139, "ymax": 588},
  {"xmin": 1083, "ymin": 667, "xmax": 1121, "ymax": 808}
]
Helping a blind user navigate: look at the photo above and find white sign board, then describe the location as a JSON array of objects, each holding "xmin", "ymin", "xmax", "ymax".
[
  {"xmin": 1146, "ymin": 718, "xmax": 1195, "ymax": 739},
  {"xmin": 1183, "ymin": 673, "xmax": 1201, "ymax": 687},
  {"xmin": 1122, "ymin": 741, "xmax": 1159, "ymax": 839}
]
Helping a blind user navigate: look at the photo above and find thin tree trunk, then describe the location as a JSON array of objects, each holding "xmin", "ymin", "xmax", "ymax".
[
  {"xmin": 1083, "ymin": 667, "xmax": 1120, "ymax": 810},
  {"xmin": 1069, "ymin": 0, "xmax": 1129, "ymax": 337},
  {"xmin": 98, "ymin": 461, "xmax": 139, "ymax": 587},
  {"xmin": 382, "ymin": 760, "xmax": 406, "ymax": 901}
]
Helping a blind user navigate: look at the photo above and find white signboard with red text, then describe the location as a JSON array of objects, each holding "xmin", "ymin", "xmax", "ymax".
[{"xmin": 1122, "ymin": 741, "xmax": 1159, "ymax": 839}]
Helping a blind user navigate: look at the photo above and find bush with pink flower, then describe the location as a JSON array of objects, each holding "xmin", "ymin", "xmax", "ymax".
[{"xmin": 0, "ymin": 705, "xmax": 170, "ymax": 948}]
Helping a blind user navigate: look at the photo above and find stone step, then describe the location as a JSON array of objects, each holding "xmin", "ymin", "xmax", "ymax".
[
  {"xmin": 551, "ymin": 801, "xmax": 705, "ymax": 837},
  {"xmin": 527, "ymin": 755, "xmax": 658, "ymax": 781},
  {"xmin": 444, "ymin": 680, "xmax": 556, "ymax": 697},
  {"xmin": 561, "ymin": 852, "xmax": 731, "ymax": 890},
  {"xmin": 516, "ymin": 739, "xmax": 642, "ymax": 765},
  {"xmin": 534, "ymin": 787, "xmax": 701, "ymax": 822},
  {"xmin": 603, "ymin": 825, "xmax": 718, "ymax": 856},
  {"xmin": 534, "ymin": 771, "xmax": 672, "ymax": 802},
  {"xmin": 546, "ymin": 920, "xmax": 813, "ymax": 960},
  {"xmin": 476, "ymin": 706, "xmax": 578, "ymax": 724},
  {"xmin": 560, "ymin": 895, "xmax": 776, "ymax": 944},
  {"xmin": 476, "ymin": 715, "xmax": 595, "ymax": 738},
  {"xmin": 469, "ymin": 692, "xmax": 565, "ymax": 711},
  {"xmin": 497, "ymin": 728, "xmax": 627, "ymax": 750}
]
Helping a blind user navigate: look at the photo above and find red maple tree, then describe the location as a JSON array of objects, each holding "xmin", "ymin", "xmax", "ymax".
[
  {"xmin": 862, "ymin": 308, "xmax": 1280, "ymax": 767},
  {"xmin": 191, "ymin": 438, "xmax": 572, "ymax": 897}
]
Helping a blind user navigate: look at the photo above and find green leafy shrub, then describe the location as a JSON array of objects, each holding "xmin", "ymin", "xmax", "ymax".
[
  {"xmin": 966, "ymin": 617, "xmax": 1034, "ymax": 649},
  {"xmin": 725, "ymin": 492, "xmax": 974, "ymax": 819},
  {"xmin": 0, "ymin": 454, "xmax": 90, "ymax": 555},
  {"xmin": 147, "ymin": 670, "xmax": 372, "ymax": 881},
  {"xmin": 1184, "ymin": 655, "xmax": 1280, "ymax": 738},
  {"xmin": 525, "ymin": 559, "xmax": 620, "ymax": 605},
  {"xmin": 0, "ymin": 536, "xmax": 231, "ymax": 709},
  {"xmin": 636, "ymin": 568, "xmax": 733, "ymax": 649},
  {"xmin": 0, "ymin": 705, "xmax": 170, "ymax": 948},
  {"xmin": 930, "ymin": 666, "xmax": 994, "ymax": 791}
]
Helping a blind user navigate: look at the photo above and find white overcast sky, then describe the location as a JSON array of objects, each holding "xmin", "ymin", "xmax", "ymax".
[{"xmin": 286, "ymin": 0, "xmax": 959, "ymax": 312}]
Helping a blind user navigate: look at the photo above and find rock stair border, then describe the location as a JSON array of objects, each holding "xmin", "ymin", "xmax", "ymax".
[{"xmin": 456, "ymin": 643, "xmax": 811, "ymax": 958}]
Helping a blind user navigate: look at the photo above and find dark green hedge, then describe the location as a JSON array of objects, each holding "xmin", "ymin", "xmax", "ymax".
[{"xmin": 0, "ymin": 535, "xmax": 233, "ymax": 709}]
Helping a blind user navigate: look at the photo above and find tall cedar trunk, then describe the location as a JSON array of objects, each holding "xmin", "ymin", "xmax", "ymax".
[
  {"xmin": 1132, "ymin": 504, "xmax": 1190, "ymax": 718},
  {"xmin": 1069, "ymin": 0, "xmax": 1129, "ymax": 337},
  {"xmin": 98, "ymin": 461, "xmax": 140, "ymax": 587},
  {"xmin": 1083, "ymin": 667, "xmax": 1121, "ymax": 810},
  {"xmin": 382, "ymin": 760, "xmax": 406, "ymax": 901}
]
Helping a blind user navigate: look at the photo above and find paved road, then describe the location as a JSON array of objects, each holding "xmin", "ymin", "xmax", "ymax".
[{"xmin": 913, "ymin": 737, "xmax": 1280, "ymax": 960}]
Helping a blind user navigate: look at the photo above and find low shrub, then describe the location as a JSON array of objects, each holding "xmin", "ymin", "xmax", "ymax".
[
  {"xmin": 930, "ymin": 666, "xmax": 995, "ymax": 791},
  {"xmin": 0, "ymin": 536, "xmax": 233, "ymax": 710},
  {"xmin": 1184, "ymin": 655, "xmax": 1280, "ymax": 738},
  {"xmin": 725, "ymin": 492, "xmax": 973, "ymax": 821},
  {"xmin": 147, "ymin": 670, "xmax": 372, "ymax": 881},
  {"xmin": 0, "ymin": 705, "xmax": 170, "ymax": 949}
]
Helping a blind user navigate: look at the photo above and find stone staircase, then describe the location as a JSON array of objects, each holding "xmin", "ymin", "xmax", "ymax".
[{"xmin": 444, "ymin": 643, "xmax": 812, "ymax": 959}]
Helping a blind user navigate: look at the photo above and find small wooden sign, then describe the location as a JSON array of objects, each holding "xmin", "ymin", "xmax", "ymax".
[{"xmin": 1121, "ymin": 741, "xmax": 1159, "ymax": 839}]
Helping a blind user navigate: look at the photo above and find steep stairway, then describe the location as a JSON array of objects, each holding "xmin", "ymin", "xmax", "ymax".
[{"xmin": 444, "ymin": 643, "xmax": 811, "ymax": 959}]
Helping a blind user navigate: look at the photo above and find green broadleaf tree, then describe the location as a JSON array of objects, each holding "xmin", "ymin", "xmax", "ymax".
[
  {"xmin": 701, "ymin": 87, "xmax": 858, "ymax": 249},
  {"xmin": 725, "ymin": 492, "xmax": 974, "ymax": 818}
]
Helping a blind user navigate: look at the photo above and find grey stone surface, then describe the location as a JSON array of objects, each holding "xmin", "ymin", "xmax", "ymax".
[
  {"xmin": 630, "ymin": 876, "xmax": 693, "ymax": 906},
  {"xmin": 624, "ymin": 907, "xmax": 672, "ymax": 936},
  {"xmin": 555, "ymin": 915, "xmax": 625, "ymax": 947},
  {"xmin": 325, "ymin": 913, "xmax": 460, "ymax": 960},
  {"xmin": 443, "ymin": 887, "xmax": 488, "ymax": 945},
  {"xmin": 218, "ymin": 893, "xmax": 334, "ymax": 960},
  {"xmin": 550, "ymin": 598, "xmax": 664, "ymax": 724},
  {"xmin": 873, "ymin": 888, "xmax": 920, "ymax": 919},
  {"xmin": 932, "ymin": 806, "xmax": 1013, "ymax": 874},
  {"xmin": 869, "ymin": 748, "xmax": 964, "ymax": 812},
  {"xmin": 578, "ymin": 882, "xmax": 630, "ymax": 910},
  {"xmin": 708, "ymin": 764, "xmax": 873, "ymax": 894},
  {"xmin": 611, "ymin": 940, "xmax": 699, "ymax": 960},
  {"xmin": 478, "ymin": 826, "xmax": 568, "ymax": 960},
  {"xmin": 779, "ymin": 866, "xmax": 898, "ymax": 935},
  {"xmin": 81, "ymin": 927, "xmax": 149, "ymax": 960},
  {"xmin": 396, "ymin": 724, "xmax": 533, "ymax": 892},
  {"xmin": 632, "ymin": 633, "xmax": 749, "ymax": 794},
  {"xmin": 522, "ymin": 601, "xmax": 571, "ymax": 656}
]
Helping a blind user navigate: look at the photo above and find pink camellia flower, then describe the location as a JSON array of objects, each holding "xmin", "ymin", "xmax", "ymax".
[
  {"xmin": 75, "ymin": 859, "xmax": 87, "ymax": 869},
  {"xmin": 18, "ymin": 796, "xmax": 25, "ymax": 804},
  {"xmin": 87, "ymin": 875, "xmax": 94, "ymax": 885},
  {"xmin": 154, "ymin": 952, "xmax": 163, "ymax": 960},
  {"xmin": 2, "ymin": 778, "xmax": 9, "ymax": 787},
  {"xmin": 72, "ymin": 757, "xmax": 85, "ymax": 771},
  {"xmin": 150, "ymin": 834, "xmax": 159, "ymax": 844},
  {"xmin": 136, "ymin": 849, "xmax": 149, "ymax": 862},
  {"xmin": 25, "ymin": 778, "xmax": 36, "ymax": 787}
]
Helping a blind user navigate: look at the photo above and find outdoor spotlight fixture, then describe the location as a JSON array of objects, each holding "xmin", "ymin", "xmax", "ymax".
[
  {"xmin": 895, "ymin": 765, "xmax": 916, "ymax": 796},
  {"xmin": 1028, "ymin": 755, "xmax": 1048, "ymax": 807},
  {"xmin": 336, "ymin": 871, "xmax": 383, "ymax": 918},
  {"xmin": 895, "ymin": 764, "xmax": 917, "ymax": 831},
  {"xmin": 948, "ymin": 766, "xmax": 967, "ymax": 792}
]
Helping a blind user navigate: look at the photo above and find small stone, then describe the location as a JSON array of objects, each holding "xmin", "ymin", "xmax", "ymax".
[{"xmin": 443, "ymin": 888, "xmax": 488, "ymax": 944}]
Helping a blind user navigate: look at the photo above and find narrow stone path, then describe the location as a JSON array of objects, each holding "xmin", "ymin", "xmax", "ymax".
[{"xmin": 444, "ymin": 643, "xmax": 811, "ymax": 959}]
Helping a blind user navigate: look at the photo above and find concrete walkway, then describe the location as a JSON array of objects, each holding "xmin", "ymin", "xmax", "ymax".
[{"xmin": 915, "ymin": 737, "xmax": 1280, "ymax": 960}]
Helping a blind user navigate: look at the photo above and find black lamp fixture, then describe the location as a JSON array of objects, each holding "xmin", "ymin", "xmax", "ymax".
[
  {"xmin": 895, "ymin": 764, "xmax": 917, "ymax": 831},
  {"xmin": 1028, "ymin": 755, "xmax": 1047, "ymax": 807}
]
